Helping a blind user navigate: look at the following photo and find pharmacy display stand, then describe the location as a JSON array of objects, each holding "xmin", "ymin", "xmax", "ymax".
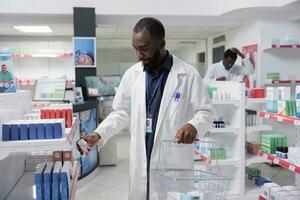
[
  {"xmin": 195, "ymin": 81, "xmax": 246, "ymax": 199},
  {"xmin": 0, "ymin": 92, "xmax": 80, "ymax": 200},
  {"xmin": 258, "ymin": 112, "xmax": 300, "ymax": 200}
]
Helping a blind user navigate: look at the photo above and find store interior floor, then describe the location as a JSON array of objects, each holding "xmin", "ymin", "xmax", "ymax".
[
  {"xmin": 76, "ymin": 133, "xmax": 130, "ymax": 200},
  {"xmin": 76, "ymin": 133, "xmax": 295, "ymax": 200}
]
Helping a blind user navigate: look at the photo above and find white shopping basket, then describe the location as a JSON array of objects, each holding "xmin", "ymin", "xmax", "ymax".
[{"xmin": 152, "ymin": 140, "xmax": 232, "ymax": 200}]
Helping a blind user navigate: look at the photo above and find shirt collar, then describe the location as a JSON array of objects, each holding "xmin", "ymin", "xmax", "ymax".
[{"xmin": 144, "ymin": 50, "xmax": 173, "ymax": 73}]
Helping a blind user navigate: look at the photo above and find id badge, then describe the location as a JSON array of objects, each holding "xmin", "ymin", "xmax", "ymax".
[{"xmin": 146, "ymin": 114, "xmax": 152, "ymax": 134}]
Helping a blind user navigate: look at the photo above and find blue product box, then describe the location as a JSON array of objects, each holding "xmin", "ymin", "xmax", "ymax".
[
  {"xmin": 52, "ymin": 162, "xmax": 62, "ymax": 200},
  {"xmin": 255, "ymin": 177, "xmax": 271, "ymax": 187},
  {"xmin": 20, "ymin": 124, "xmax": 28, "ymax": 140},
  {"xmin": 53, "ymin": 123, "xmax": 62, "ymax": 139},
  {"xmin": 11, "ymin": 124, "xmax": 19, "ymax": 140},
  {"xmin": 81, "ymin": 156, "xmax": 90, "ymax": 176},
  {"xmin": 37, "ymin": 123, "xmax": 45, "ymax": 139},
  {"xmin": 45, "ymin": 123, "xmax": 54, "ymax": 139},
  {"xmin": 61, "ymin": 161, "xmax": 71, "ymax": 200},
  {"xmin": 43, "ymin": 162, "xmax": 54, "ymax": 200},
  {"xmin": 35, "ymin": 162, "xmax": 47, "ymax": 200},
  {"xmin": 29, "ymin": 124, "xmax": 37, "ymax": 139},
  {"xmin": 2, "ymin": 124, "xmax": 10, "ymax": 141}
]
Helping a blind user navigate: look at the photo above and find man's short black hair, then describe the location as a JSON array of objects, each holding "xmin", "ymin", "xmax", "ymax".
[
  {"xmin": 224, "ymin": 49, "xmax": 237, "ymax": 60},
  {"xmin": 1, "ymin": 64, "xmax": 6, "ymax": 68},
  {"xmin": 133, "ymin": 17, "xmax": 165, "ymax": 40}
]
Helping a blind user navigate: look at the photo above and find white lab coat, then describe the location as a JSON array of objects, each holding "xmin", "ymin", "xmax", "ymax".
[
  {"xmin": 95, "ymin": 55, "xmax": 213, "ymax": 200},
  {"xmin": 203, "ymin": 57, "xmax": 254, "ymax": 85}
]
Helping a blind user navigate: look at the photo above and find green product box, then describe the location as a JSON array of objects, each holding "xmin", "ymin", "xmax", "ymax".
[{"xmin": 207, "ymin": 87, "xmax": 217, "ymax": 98}]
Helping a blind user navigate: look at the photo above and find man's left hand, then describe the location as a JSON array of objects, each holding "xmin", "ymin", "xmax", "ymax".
[
  {"xmin": 231, "ymin": 47, "xmax": 245, "ymax": 59},
  {"xmin": 175, "ymin": 123, "xmax": 197, "ymax": 144}
]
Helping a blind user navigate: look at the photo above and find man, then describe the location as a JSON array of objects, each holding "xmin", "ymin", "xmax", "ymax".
[
  {"xmin": 77, "ymin": 17, "xmax": 213, "ymax": 200},
  {"xmin": 0, "ymin": 64, "xmax": 14, "ymax": 83},
  {"xmin": 203, "ymin": 48, "xmax": 254, "ymax": 84}
]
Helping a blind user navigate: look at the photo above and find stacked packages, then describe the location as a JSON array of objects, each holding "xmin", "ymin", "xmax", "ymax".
[{"xmin": 2, "ymin": 119, "xmax": 65, "ymax": 141}]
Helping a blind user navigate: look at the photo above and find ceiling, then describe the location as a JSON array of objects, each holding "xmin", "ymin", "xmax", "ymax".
[{"xmin": 0, "ymin": 0, "xmax": 299, "ymax": 51}]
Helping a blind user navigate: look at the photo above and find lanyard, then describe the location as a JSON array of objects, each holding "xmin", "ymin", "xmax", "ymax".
[{"xmin": 146, "ymin": 71, "xmax": 165, "ymax": 114}]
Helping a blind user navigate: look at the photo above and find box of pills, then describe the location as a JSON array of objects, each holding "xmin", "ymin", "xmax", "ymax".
[
  {"xmin": 279, "ymin": 87, "xmax": 291, "ymax": 100},
  {"xmin": 266, "ymin": 87, "xmax": 279, "ymax": 100}
]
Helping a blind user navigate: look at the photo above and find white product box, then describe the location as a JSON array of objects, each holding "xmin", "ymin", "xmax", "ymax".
[
  {"xmin": 266, "ymin": 87, "xmax": 280, "ymax": 100},
  {"xmin": 270, "ymin": 187, "xmax": 285, "ymax": 200},
  {"xmin": 264, "ymin": 183, "xmax": 280, "ymax": 198},
  {"xmin": 284, "ymin": 195, "xmax": 298, "ymax": 200},
  {"xmin": 277, "ymin": 191, "xmax": 292, "ymax": 200},
  {"xmin": 277, "ymin": 100, "xmax": 287, "ymax": 116},
  {"xmin": 167, "ymin": 192, "xmax": 181, "ymax": 200},
  {"xmin": 279, "ymin": 87, "xmax": 291, "ymax": 100},
  {"xmin": 283, "ymin": 186, "xmax": 297, "ymax": 191},
  {"xmin": 290, "ymin": 190, "xmax": 300, "ymax": 198}
]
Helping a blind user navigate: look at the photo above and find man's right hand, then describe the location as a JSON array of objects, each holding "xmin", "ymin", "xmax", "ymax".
[
  {"xmin": 76, "ymin": 132, "xmax": 101, "ymax": 155},
  {"xmin": 216, "ymin": 76, "xmax": 226, "ymax": 81}
]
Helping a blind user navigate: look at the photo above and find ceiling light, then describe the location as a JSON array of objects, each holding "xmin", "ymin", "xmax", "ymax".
[{"xmin": 13, "ymin": 26, "xmax": 53, "ymax": 33}]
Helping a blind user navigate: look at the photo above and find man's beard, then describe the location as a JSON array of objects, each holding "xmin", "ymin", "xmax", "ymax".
[{"xmin": 142, "ymin": 49, "xmax": 160, "ymax": 72}]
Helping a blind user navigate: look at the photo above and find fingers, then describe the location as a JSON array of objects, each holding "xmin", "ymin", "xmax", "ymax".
[
  {"xmin": 175, "ymin": 124, "xmax": 198, "ymax": 144},
  {"xmin": 76, "ymin": 142, "xmax": 84, "ymax": 155},
  {"xmin": 175, "ymin": 129, "xmax": 184, "ymax": 143}
]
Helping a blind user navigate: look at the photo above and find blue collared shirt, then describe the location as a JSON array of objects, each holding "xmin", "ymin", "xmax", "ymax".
[{"xmin": 145, "ymin": 51, "xmax": 173, "ymax": 162}]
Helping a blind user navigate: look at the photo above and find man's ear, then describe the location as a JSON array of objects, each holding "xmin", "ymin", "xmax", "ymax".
[{"xmin": 160, "ymin": 39, "xmax": 166, "ymax": 49}]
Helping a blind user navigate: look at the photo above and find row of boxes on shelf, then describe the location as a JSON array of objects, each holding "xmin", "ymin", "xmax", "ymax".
[
  {"xmin": 2, "ymin": 119, "xmax": 65, "ymax": 141},
  {"xmin": 246, "ymin": 110, "xmax": 258, "ymax": 126},
  {"xmin": 26, "ymin": 150, "xmax": 73, "ymax": 171},
  {"xmin": 212, "ymin": 116, "xmax": 225, "ymax": 128},
  {"xmin": 24, "ymin": 104, "xmax": 73, "ymax": 128},
  {"xmin": 35, "ymin": 161, "xmax": 73, "ymax": 200},
  {"xmin": 264, "ymin": 183, "xmax": 300, "ymax": 200},
  {"xmin": 207, "ymin": 87, "xmax": 234, "ymax": 100},
  {"xmin": 266, "ymin": 86, "xmax": 300, "ymax": 117},
  {"xmin": 261, "ymin": 134, "xmax": 288, "ymax": 155},
  {"xmin": 247, "ymin": 88, "xmax": 265, "ymax": 98},
  {"xmin": 246, "ymin": 167, "xmax": 269, "ymax": 187},
  {"xmin": 195, "ymin": 141, "xmax": 227, "ymax": 160},
  {"xmin": 41, "ymin": 104, "xmax": 73, "ymax": 128},
  {"xmin": 167, "ymin": 191, "xmax": 202, "ymax": 200}
]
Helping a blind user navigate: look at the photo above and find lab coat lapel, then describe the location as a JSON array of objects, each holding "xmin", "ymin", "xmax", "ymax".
[{"xmin": 153, "ymin": 56, "xmax": 185, "ymax": 151}]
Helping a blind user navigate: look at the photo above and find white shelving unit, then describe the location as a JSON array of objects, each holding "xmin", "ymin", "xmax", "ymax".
[
  {"xmin": 246, "ymin": 153, "xmax": 268, "ymax": 166},
  {"xmin": 0, "ymin": 91, "xmax": 80, "ymax": 199},
  {"xmin": 246, "ymin": 125, "xmax": 272, "ymax": 134},
  {"xmin": 6, "ymin": 161, "xmax": 80, "ymax": 200},
  {"xmin": 210, "ymin": 127, "xmax": 239, "ymax": 134},
  {"xmin": 196, "ymin": 81, "xmax": 245, "ymax": 199}
]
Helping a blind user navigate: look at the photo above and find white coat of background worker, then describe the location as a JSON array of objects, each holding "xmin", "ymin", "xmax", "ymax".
[
  {"xmin": 77, "ymin": 17, "xmax": 213, "ymax": 200},
  {"xmin": 203, "ymin": 48, "xmax": 254, "ymax": 84}
]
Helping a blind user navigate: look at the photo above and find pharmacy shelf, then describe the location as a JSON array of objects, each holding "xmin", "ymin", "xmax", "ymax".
[
  {"xmin": 263, "ymin": 45, "xmax": 300, "ymax": 53},
  {"xmin": 259, "ymin": 112, "xmax": 300, "ymax": 126},
  {"xmin": 246, "ymin": 153, "xmax": 268, "ymax": 166},
  {"xmin": 6, "ymin": 161, "xmax": 80, "ymax": 200},
  {"xmin": 0, "ymin": 117, "xmax": 79, "ymax": 160},
  {"xmin": 210, "ymin": 127, "xmax": 239, "ymax": 133},
  {"xmin": 246, "ymin": 98, "xmax": 266, "ymax": 105},
  {"xmin": 194, "ymin": 149, "xmax": 239, "ymax": 166},
  {"xmin": 258, "ymin": 194, "xmax": 267, "ymax": 200},
  {"xmin": 246, "ymin": 125, "xmax": 273, "ymax": 134},
  {"xmin": 211, "ymin": 99, "xmax": 240, "ymax": 106},
  {"xmin": 258, "ymin": 150, "xmax": 300, "ymax": 174},
  {"xmin": 271, "ymin": 44, "xmax": 300, "ymax": 48}
]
